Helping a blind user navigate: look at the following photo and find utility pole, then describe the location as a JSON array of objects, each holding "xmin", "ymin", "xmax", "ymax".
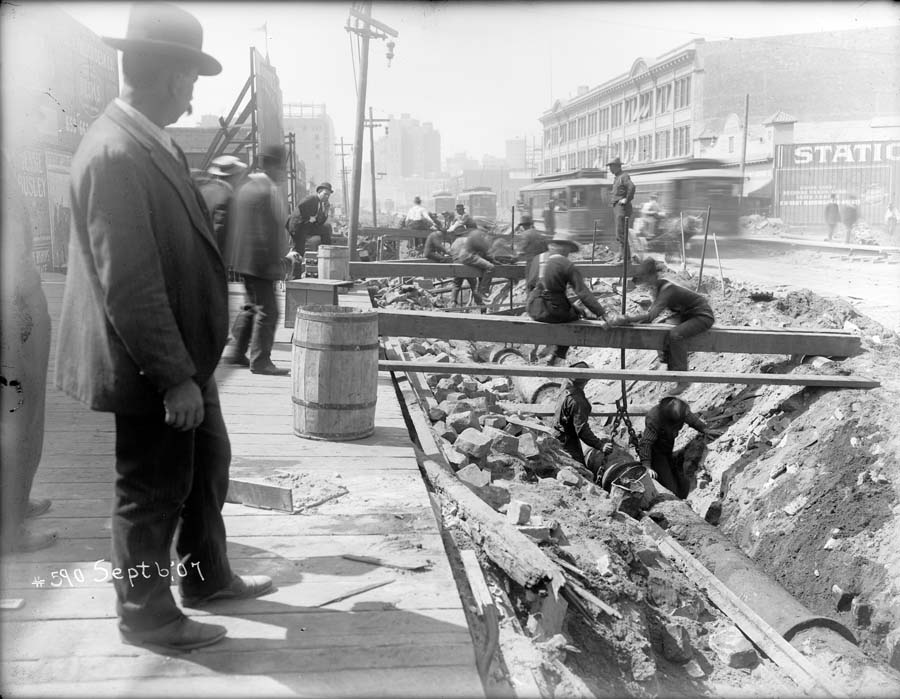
[
  {"xmin": 345, "ymin": 3, "xmax": 398, "ymax": 259},
  {"xmin": 738, "ymin": 93, "xmax": 750, "ymax": 213},
  {"xmin": 334, "ymin": 137, "xmax": 353, "ymax": 217},
  {"xmin": 364, "ymin": 106, "xmax": 390, "ymax": 227}
]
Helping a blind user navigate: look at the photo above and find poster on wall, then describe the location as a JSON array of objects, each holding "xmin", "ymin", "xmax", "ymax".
[{"xmin": 251, "ymin": 48, "xmax": 284, "ymax": 152}]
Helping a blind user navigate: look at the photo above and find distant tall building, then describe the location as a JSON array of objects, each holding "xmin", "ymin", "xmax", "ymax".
[
  {"xmin": 283, "ymin": 103, "xmax": 334, "ymax": 187},
  {"xmin": 505, "ymin": 138, "xmax": 527, "ymax": 169},
  {"xmin": 374, "ymin": 113, "xmax": 442, "ymax": 179},
  {"xmin": 445, "ymin": 152, "xmax": 479, "ymax": 177}
]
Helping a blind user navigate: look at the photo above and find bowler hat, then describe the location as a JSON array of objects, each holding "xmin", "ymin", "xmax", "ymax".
[
  {"xmin": 208, "ymin": 155, "xmax": 246, "ymax": 177},
  {"xmin": 606, "ymin": 156, "xmax": 623, "ymax": 168},
  {"xmin": 520, "ymin": 213, "xmax": 534, "ymax": 225},
  {"xmin": 631, "ymin": 257, "xmax": 662, "ymax": 283},
  {"xmin": 548, "ymin": 231, "xmax": 580, "ymax": 252},
  {"xmin": 102, "ymin": 3, "xmax": 222, "ymax": 76},
  {"xmin": 316, "ymin": 182, "xmax": 334, "ymax": 194}
]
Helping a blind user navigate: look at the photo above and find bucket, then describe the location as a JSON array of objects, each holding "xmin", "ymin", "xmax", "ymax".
[
  {"xmin": 292, "ymin": 305, "xmax": 378, "ymax": 440},
  {"xmin": 318, "ymin": 245, "xmax": 350, "ymax": 281}
]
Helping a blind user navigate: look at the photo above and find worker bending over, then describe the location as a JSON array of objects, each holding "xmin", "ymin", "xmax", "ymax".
[
  {"xmin": 639, "ymin": 396, "xmax": 717, "ymax": 497},
  {"xmin": 613, "ymin": 257, "xmax": 714, "ymax": 394},
  {"xmin": 552, "ymin": 361, "xmax": 614, "ymax": 468},
  {"xmin": 525, "ymin": 232, "xmax": 611, "ymax": 366},
  {"xmin": 450, "ymin": 226, "xmax": 495, "ymax": 307},
  {"xmin": 423, "ymin": 227, "xmax": 452, "ymax": 262}
]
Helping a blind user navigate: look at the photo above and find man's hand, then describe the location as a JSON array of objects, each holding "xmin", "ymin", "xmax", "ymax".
[
  {"xmin": 601, "ymin": 442, "xmax": 614, "ymax": 455},
  {"xmin": 597, "ymin": 319, "xmax": 610, "ymax": 330},
  {"xmin": 607, "ymin": 314, "xmax": 629, "ymax": 327},
  {"xmin": 163, "ymin": 379, "xmax": 204, "ymax": 432},
  {"xmin": 642, "ymin": 462, "xmax": 658, "ymax": 480}
]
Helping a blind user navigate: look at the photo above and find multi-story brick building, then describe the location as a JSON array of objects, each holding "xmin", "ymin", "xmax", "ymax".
[
  {"xmin": 283, "ymin": 103, "xmax": 335, "ymax": 189},
  {"xmin": 539, "ymin": 27, "xmax": 898, "ymax": 176}
]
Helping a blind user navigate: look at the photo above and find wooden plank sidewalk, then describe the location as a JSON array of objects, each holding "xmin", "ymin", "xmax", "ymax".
[{"xmin": 1, "ymin": 277, "xmax": 483, "ymax": 698}]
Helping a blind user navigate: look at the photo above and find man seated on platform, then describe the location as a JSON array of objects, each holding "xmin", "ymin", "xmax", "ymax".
[
  {"xmin": 525, "ymin": 232, "xmax": 611, "ymax": 366},
  {"xmin": 639, "ymin": 396, "xmax": 718, "ymax": 497},
  {"xmin": 611, "ymin": 258, "xmax": 714, "ymax": 395},
  {"xmin": 552, "ymin": 361, "xmax": 614, "ymax": 470},
  {"xmin": 423, "ymin": 226, "xmax": 452, "ymax": 262},
  {"xmin": 449, "ymin": 225, "xmax": 495, "ymax": 307},
  {"xmin": 287, "ymin": 182, "xmax": 334, "ymax": 278}
]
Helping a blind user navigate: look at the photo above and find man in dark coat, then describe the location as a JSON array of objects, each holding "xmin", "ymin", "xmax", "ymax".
[
  {"xmin": 198, "ymin": 155, "xmax": 247, "ymax": 254},
  {"xmin": 515, "ymin": 213, "xmax": 549, "ymax": 269},
  {"xmin": 56, "ymin": 4, "xmax": 272, "ymax": 652},
  {"xmin": 638, "ymin": 396, "xmax": 716, "ymax": 497},
  {"xmin": 525, "ymin": 232, "xmax": 611, "ymax": 365},
  {"xmin": 824, "ymin": 193, "xmax": 840, "ymax": 241},
  {"xmin": 286, "ymin": 182, "xmax": 334, "ymax": 277},
  {"xmin": 842, "ymin": 196, "xmax": 859, "ymax": 244},
  {"xmin": 608, "ymin": 156, "xmax": 635, "ymax": 261},
  {"xmin": 552, "ymin": 361, "xmax": 613, "ymax": 468},
  {"xmin": 450, "ymin": 227, "xmax": 495, "ymax": 307},
  {"xmin": 226, "ymin": 144, "xmax": 290, "ymax": 375}
]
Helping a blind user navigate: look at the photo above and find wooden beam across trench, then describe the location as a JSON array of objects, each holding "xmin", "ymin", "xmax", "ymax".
[
  {"xmin": 377, "ymin": 309, "xmax": 862, "ymax": 357},
  {"xmin": 350, "ymin": 261, "xmax": 622, "ymax": 280},
  {"xmin": 378, "ymin": 360, "xmax": 879, "ymax": 390}
]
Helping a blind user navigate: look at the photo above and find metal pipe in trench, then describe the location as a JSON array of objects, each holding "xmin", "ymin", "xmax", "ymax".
[
  {"xmin": 488, "ymin": 346, "xmax": 560, "ymax": 405},
  {"xmin": 650, "ymin": 498, "xmax": 900, "ymax": 696}
]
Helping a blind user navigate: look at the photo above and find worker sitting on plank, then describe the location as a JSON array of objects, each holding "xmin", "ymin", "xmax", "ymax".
[
  {"xmin": 423, "ymin": 227, "xmax": 452, "ymax": 262},
  {"xmin": 525, "ymin": 232, "xmax": 611, "ymax": 366},
  {"xmin": 450, "ymin": 224, "xmax": 495, "ymax": 307},
  {"xmin": 639, "ymin": 396, "xmax": 719, "ymax": 497},
  {"xmin": 612, "ymin": 257, "xmax": 714, "ymax": 394},
  {"xmin": 552, "ymin": 361, "xmax": 614, "ymax": 469}
]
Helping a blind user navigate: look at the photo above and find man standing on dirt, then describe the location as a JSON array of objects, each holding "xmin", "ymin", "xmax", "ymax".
[
  {"xmin": 841, "ymin": 195, "xmax": 859, "ymax": 244},
  {"xmin": 824, "ymin": 193, "xmax": 840, "ymax": 241},
  {"xmin": 639, "ymin": 396, "xmax": 717, "ymax": 497},
  {"xmin": 552, "ymin": 361, "xmax": 614, "ymax": 469},
  {"xmin": 608, "ymin": 156, "xmax": 635, "ymax": 262}
]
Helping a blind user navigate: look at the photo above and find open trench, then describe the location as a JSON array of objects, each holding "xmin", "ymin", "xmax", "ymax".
[{"xmin": 375, "ymin": 273, "xmax": 900, "ymax": 698}]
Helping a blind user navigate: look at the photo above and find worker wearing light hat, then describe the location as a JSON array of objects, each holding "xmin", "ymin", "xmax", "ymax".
[{"xmin": 199, "ymin": 155, "xmax": 247, "ymax": 254}]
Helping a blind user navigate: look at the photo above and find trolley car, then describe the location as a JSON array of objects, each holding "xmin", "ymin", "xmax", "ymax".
[
  {"xmin": 432, "ymin": 190, "xmax": 457, "ymax": 215},
  {"xmin": 457, "ymin": 187, "xmax": 498, "ymax": 220}
]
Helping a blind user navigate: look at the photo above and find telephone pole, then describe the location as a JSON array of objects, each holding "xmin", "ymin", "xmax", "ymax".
[
  {"xmin": 334, "ymin": 137, "xmax": 353, "ymax": 216},
  {"xmin": 364, "ymin": 106, "xmax": 390, "ymax": 227},
  {"xmin": 345, "ymin": 2, "xmax": 397, "ymax": 259}
]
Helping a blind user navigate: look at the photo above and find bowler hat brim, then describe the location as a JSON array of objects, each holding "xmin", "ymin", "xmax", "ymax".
[
  {"xmin": 549, "ymin": 239, "xmax": 579, "ymax": 251},
  {"xmin": 103, "ymin": 37, "xmax": 222, "ymax": 76}
]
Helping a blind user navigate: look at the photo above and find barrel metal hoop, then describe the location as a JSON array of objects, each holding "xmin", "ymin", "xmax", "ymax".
[
  {"xmin": 295, "ymin": 313, "xmax": 377, "ymax": 323},
  {"xmin": 293, "ymin": 340, "xmax": 380, "ymax": 351},
  {"xmin": 292, "ymin": 395, "xmax": 378, "ymax": 410}
]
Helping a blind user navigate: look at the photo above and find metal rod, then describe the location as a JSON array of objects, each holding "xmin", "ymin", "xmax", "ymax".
[
  {"xmin": 620, "ymin": 215, "xmax": 630, "ymax": 412},
  {"xmin": 369, "ymin": 106, "xmax": 377, "ymax": 227},
  {"xmin": 679, "ymin": 211, "xmax": 687, "ymax": 272},
  {"xmin": 713, "ymin": 231, "xmax": 725, "ymax": 289},
  {"xmin": 591, "ymin": 220, "xmax": 598, "ymax": 263},
  {"xmin": 697, "ymin": 205, "xmax": 712, "ymax": 287},
  {"xmin": 738, "ymin": 93, "xmax": 750, "ymax": 213},
  {"xmin": 348, "ymin": 2, "xmax": 372, "ymax": 261}
]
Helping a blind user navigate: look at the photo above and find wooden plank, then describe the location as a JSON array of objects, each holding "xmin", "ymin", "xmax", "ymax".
[
  {"xmin": 379, "ymin": 360, "xmax": 880, "ymax": 389},
  {"xmin": 642, "ymin": 518, "xmax": 841, "ymax": 698},
  {"xmin": 377, "ymin": 309, "xmax": 862, "ymax": 357},
  {"xmin": 226, "ymin": 479, "xmax": 294, "ymax": 512},
  {"xmin": 350, "ymin": 261, "xmax": 622, "ymax": 280},
  {"xmin": 498, "ymin": 401, "xmax": 650, "ymax": 417}
]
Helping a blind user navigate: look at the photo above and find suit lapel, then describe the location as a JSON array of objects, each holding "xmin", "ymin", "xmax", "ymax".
[{"xmin": 106, "ymin": 102, "xmax": 219, "ymax": 252}]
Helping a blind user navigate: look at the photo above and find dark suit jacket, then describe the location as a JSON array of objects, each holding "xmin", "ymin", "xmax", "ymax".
[
  {"xmin": 56, "ymin": 101, "xmax": 228, "ymax": 414},
  {"xmin": 230, "ymin": 173, "xmax": 285, "ymax": 280}
]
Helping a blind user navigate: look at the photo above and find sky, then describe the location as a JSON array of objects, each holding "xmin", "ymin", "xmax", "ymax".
[{"xmin": 24, "ymin": 1, "xmax": 900, "ymax": 162}]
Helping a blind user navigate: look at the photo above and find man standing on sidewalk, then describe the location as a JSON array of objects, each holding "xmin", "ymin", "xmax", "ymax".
[
  {"xmin": 225, "ymin": 144, "xmax": 291, "ymax": 375},
  {"xmin": 56, "ymin": 3, "xmax": 272, "ymax": 652},
  {"xmin": 608, "ymin": 157, "xmax": 635, "ymax": 262}
]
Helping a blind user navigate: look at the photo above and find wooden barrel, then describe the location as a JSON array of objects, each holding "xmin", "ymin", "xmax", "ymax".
[
  {"xmin": 317, "ymin": 245, "xmax": 350, "ymax": 280},
  {"xmin": 292, "ymin": 305, "xmax": 378, "ymax": 440}
]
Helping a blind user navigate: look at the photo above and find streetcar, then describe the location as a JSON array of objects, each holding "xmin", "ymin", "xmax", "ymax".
[
  {"xmin": 519, "ymin": 158, "xmax": 742, "ymax": 244},
  {"xmin": 432, "ymin": 190, "xmax": 457, "ymax": 215},
  {"xmin": 457, "ymin": 187, "xmax": 498, "ymax": 220}
]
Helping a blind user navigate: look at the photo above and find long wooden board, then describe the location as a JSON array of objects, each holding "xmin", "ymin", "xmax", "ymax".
[
  {"xmin": 350, "ymin": 261, "xmax": 622, "ymax": 280},
  {"xmin": 378, "ymin": 360, "xmax": 878, "ymax": 389},
  {"xmin": 377, "ymin": 309, "xmax": 862, "ymax": 357}
]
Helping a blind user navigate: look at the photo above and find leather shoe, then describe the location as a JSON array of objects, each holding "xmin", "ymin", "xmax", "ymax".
[
  {"xmin": 223, "ymin": 354, "xmax": 250, "ymax": 367},
  {"xmin": 250, "ymin": 364, "xmax": 289, "ymax": 376},
  {"xmin": 181, "ymin": 574, "xmax": 274, "ymax": 607},
  {"xmin": 121, "ymin": 616, "xmax": 226, "ymax": 651},
  {"xmin": 25, "ymin": 498, "xmax": 52, "ymax": 519}
]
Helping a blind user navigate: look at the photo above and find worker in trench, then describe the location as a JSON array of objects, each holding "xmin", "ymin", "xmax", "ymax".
[
  {"xmin": 525, "ymin": 231, "xmax": 612, "ymax": 366},
  {"xmin": 551, "ymin": 361, "xmax": 614, "ymax": 471},
  {"xmin": 610, "ymin": 257, "xmax": 714, "ymax": 394},
  {"xmin": 638, "ymin": 396, "xmax": 720, "ymax": 497}
]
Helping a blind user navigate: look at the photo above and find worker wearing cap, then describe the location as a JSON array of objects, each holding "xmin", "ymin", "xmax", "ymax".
[
  {"xmin": 607, "ymin": 156, "xmax": 635, "ymax": 262},
  {"xmin": 552, "ymin": 361, "xmax": 614, "ymax": 468},
  {"xmin": 515, "ymin": 213, "xmax": 549, "ymax": 269},
  {"xmin": 639, "ymin": 396, "xmax": 717, "ymax": 497},
  {"xmin": 199, "ymin": 155, "xmax": 247, "ymax": 254},
  {"xmin": 613, "ymin": 257, "xmax": 714, "ymax": 393},
  {"xmin": 286, "ymin": 182, "xmax": 334, "ymax": 277},
  {"xmin": 450, "ymin": 223, "xmax": 495, "ymax": 307},
  {"xmin": 525, "ymin": 232, "xmax": 611, "ymax": 366}
]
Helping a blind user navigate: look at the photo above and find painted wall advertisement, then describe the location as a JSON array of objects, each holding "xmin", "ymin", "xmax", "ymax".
[
  {"xmin": 774, "ymin": 141, "xmax": 900, "ymax": 226},
  {"xmin": 3, "ymin": 4, "xmax": 118, "ymax": 269}
]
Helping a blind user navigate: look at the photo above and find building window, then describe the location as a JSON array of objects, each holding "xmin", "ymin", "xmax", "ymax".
[
  {"xmin": 639, "ymin": 134, "xmax": 653, "ymax": 161},
  {"xmin": 587, "ymin": 147, "xmax": 597, "ymax": 165},
  {"xmin": 544, "ymin": 128, "xmax": 552, "ymax": 147},
  {"xmin": 655, "ymin": 130, "xmax": 671, "ymax": 159},
  {"xmin": 610, "ymin": 103, "xmax": 623, "ymax": 129},
  {"xmin": 569, "ymin": 120, "xmax": 577, "ymax": 140},
  {"xmin": 728, "ymin": 136, "xmax": 735, "ymax": 153},
  {"xmin": 544, "ymin": 158, "xmax": 551, "ymax": 173},
  {"xmin": 551, "ymin": 126, "xmax": 559, "ymax": 145},
  {"xmin": 674, "ymin": 76, "xmax": 692, "ymax": 110},
  {"xmin": 551, "ymin": 156, "xmax": 559, "ymax": 172},
  {"xmin": 587, "ymin": 113, "xmax": 597, "ymax": 135},
  {"xmin": 623, "ymin": 138, "xmax": 637, "ymax": 161},
  {"xmin": 597, "ymin": 146, "xmax": 608, "ymax": 166},
  {"xmin": 577, "ymin": 116, "xmax": 587, "ymax": 138},
  {"xmin": 559, "ymin": 123, "xmax": 567, "ymax": 143},
  {"xmin": 656, "ymin": 84, "xmax": 671, "ymax": 114},
  {"xmin": 674, "ymin": 125, "xmax": 692, "ymax": 156},
  {"xmin": 577, "ymin": 150, "xmax": 587, "ymax": 168},
  {"xmin": 612, "ymin": 142, "xmax": 622, "ymax": 158},
  {"xmin": 623, "ymin": 96, "xmax": 638, "ymax": 124},
  {"xmin": 639, "ymin": 92, "xmax": 653, "ymax": 120},
  {"xmin": 599, "ymin": 107, "xmax": 610, "ymax": 132}
]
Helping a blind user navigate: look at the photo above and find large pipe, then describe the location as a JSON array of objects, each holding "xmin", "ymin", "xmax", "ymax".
[
  {"xmin": 489, "ymin": 346, "xmax": 560, "ymax": 405},
  {"xmin": 650, "ymin": 499, "xmax": 900, "ymax": 696}
]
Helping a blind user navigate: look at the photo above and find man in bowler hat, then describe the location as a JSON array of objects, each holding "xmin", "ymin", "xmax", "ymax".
[
  {"xmin": 286, "ymin": 181, "xmax": 334, "ymax": 278},
  {"xmin": 56, "ymin": 3, "xmax": 272, "ymax": 652}
]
